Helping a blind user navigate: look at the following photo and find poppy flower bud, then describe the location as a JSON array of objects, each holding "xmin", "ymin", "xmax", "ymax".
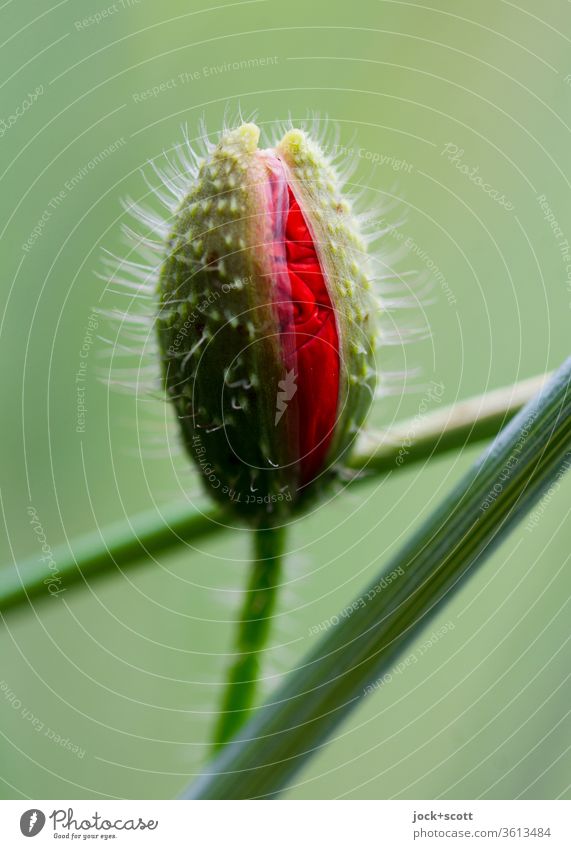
[{"xmin": 157, "ymin": 123, "xmax": 376, "ymax": 521}]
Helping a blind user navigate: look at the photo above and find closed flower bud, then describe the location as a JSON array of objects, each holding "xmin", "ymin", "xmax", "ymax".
[{"xmin": 156, "ymin": 122, "xmax": 377, "ymax": 521}]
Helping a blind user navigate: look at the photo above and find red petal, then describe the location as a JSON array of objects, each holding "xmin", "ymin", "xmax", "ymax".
[
  {"xmin": 263, "ymin": 155, "xmax": 340, "ymax": 487},
  {"xmin": 283, "ymin": 186, "xmax": 340, "ymax": 486}
]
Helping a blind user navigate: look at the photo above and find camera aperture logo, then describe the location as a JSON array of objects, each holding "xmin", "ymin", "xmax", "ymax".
[
  {"xmin": 275, "ymin": 369, "xmax": 297, "ymax": 425},
  {"xmin": 19, "ymin": 807, "xmax": 158, "ymax": 839},
  {"xmin": 20, "ymin": 809, "xmax": 46, "ymax": 837}
]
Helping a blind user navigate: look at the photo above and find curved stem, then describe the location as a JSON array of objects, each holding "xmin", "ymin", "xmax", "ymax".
[
  {"xmin": 213, "ymin": 525, "xmax": 286, "ymax": 750},
  {"xmin": 183, "ymin": 358, "xmax": 571, "ymax": 799},
  {"xmin": 0, "ymin": 373, "xmax": 550, "ymax": 613}
]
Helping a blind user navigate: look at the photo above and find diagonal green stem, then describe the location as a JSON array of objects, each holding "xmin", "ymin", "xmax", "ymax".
[
  {"xmin": 0, "ymin": 503, "xmax": 226, "ymax": 611},
  {"xmin": 349, "ymin": 373, "xmax": 549, "ymax": 475},
  {"xmin": 0, "ymin": 373, "xmax": 550, "ymax": 613},
  {"xmin": 182, "ymin": 358, "xmax": 571, "ymax": 799},
  {"xmin": 213, "ymin": 525, "xmax": 286, "ymax": 750}
]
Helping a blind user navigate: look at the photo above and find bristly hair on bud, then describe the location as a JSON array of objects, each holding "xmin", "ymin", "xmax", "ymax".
[{"xmin": 103, "ymin": 116, "xmax": 404, "ymax": 525}]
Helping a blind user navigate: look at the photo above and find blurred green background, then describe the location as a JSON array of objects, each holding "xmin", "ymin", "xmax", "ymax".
[{"xmin": 1, "ymin": 0, "xmax": 570, "ymax": 800}]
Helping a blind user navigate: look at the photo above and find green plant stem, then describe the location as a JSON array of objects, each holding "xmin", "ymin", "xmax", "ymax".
[
  {"xmin": 0, "ymin": 373, "xmax": 550, "ymax": 613},
  {"xmin": 0, "ymin": 503, "xmax": 226, "ymax": 612},
  {"xmin": 183, "ymin": 357, "xmax": 571, "ymax": 799},
  {"xmin": 349, "ymin": 373, "xmax": 549, "ymax": 475},
  {"xmin": 213, "ymin": 525, "xmax": 286, "ymax": 750}
]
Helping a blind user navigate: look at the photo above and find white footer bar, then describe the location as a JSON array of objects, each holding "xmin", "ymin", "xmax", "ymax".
[{"xmin": 0, "ymin": 799, "xmax": 569, "ymax": 848}]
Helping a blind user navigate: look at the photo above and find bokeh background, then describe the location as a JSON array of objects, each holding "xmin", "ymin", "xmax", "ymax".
[{"xmin": 1, "ymin": 0, "xmax": 570, "ymax": 800}]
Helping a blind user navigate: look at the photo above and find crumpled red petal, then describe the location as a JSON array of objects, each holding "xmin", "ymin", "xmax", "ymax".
[{"xmin": 282, "ymin": 186, "xmax": 340, "ymax": 486}]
